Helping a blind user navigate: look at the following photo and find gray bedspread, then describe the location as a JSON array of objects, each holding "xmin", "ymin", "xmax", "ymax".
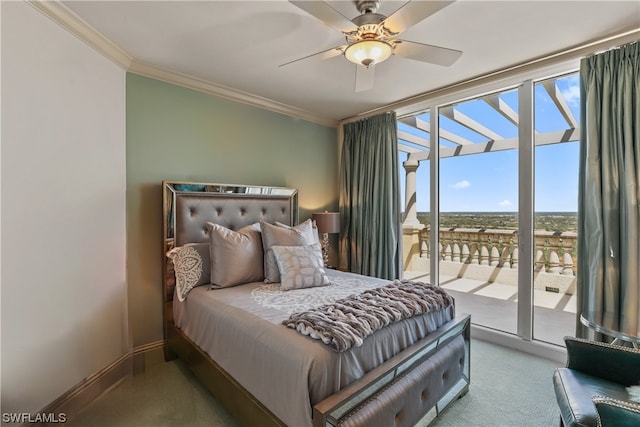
[{"xmin": 174, "ymin": 270, "xmax": 454, "ymax": 427}]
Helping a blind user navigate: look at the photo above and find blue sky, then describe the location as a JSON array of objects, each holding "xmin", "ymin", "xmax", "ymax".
[{"xmin": 399, "ymin": 73, "xmax": 580, "ymax": 213}]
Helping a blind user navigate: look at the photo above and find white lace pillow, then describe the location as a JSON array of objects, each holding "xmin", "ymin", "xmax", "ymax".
[
  {"xmin": 166, "ymin": 244, "xmax": 208, "ymax": 302},
  {"xmin": 272, "ymin": 243, "xmax": 329, "ymax": 291}
]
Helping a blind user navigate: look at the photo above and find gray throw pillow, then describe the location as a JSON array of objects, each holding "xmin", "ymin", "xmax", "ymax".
[
  {"xmin": 206, "ymin": 222, "xmax": 263, "ymax": 288},
  {"xmin": 276, "ymin": 220, "xmax": 320, "ymax": 245},
  {"xmin": 260, "ymin": 219, "xmax": 316, "ymax": 283}
]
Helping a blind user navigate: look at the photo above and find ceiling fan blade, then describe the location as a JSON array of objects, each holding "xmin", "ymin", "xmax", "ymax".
[
  {"xmin": 355, "ymin": 64, "xmax": 375, "ymax": 92},
  {"xmin": 289, "ymin": 1, "xmax": 356, "ymax": 33},
  {"xmin": 394, "ymin": 40, "xmax": 462, "ymax": 66},
  {"xmin": 279, "ymin": 45, "xmax": 346, "ymax": 67},
  {"xmin": 384, "ymin": 1, "xmax": 455, "ymax": 34}
]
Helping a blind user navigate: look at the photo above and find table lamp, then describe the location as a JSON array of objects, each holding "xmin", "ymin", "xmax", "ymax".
[{"xmin": 311, "ymin": 211, "xmax": 340, "ymax": 268}]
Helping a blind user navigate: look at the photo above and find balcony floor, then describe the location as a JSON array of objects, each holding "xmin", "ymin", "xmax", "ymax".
[{"xmin": 404, "ymin": 270, "xmax": 577, "ymax": 347}]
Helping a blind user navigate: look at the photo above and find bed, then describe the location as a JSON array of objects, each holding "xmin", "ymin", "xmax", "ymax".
[{"xmin": 162, "ymin": 181, "xmax": 470, "ymax": 427}]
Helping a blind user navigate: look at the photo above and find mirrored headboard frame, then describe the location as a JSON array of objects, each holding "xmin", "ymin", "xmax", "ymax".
[{"xmin": 164, "ymin": 182, "xmax": 298, "ymax": 244}]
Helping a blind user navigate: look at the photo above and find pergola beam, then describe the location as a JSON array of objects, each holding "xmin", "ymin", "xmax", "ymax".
[
  {"xmin": 542, "ymin": 81, "xmax": 578, "ymax": 129},
  {"xmin": 398, "ymin": 130, "xmax": 429, "ymax": 148},
  {"xmin": 399, "ymin": 116, "xmax": 474, "ymax": 146},
  {"xmin": 398, "ymin": 143, "xmax": 422, "ymax": 154},
  {"xmin": 440, "ymin": 106, "xmax": 504, "ymax": 141},
  {"xmin": 414, "ymin": 117, "xmax": 474, "ymax": 146},
  {"xmin": 483, "ymin": 94, "xmax": 540, "ymax": 135},
  {"xmin": 483, "ymin": 94, "xmax": 519, "ymax": 126},
  {"xmin": 407, "ymin": 128, "xmax": 580, "ymax": 162},
  {"xmin": 400, "ymin": 75, "xmax": 579, "ymax": 165}
]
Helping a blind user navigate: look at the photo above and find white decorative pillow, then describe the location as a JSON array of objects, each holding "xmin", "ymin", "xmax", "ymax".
[
  {"xmin": 166, "ymin": 243, "xmax": 209, "ymax": 302},
  {"xmin": 272, "ymin": 243, "xmax": 329, "ymax": 291},
  {"xmin": 261, "ymin": 219, "xmax": 317, "ymax": 283},
  {"xmin": 206, "ymin": 222, "xmax": 264, "ymax": 288}
]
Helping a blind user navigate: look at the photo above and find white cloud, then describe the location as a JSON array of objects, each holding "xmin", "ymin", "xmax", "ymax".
[
  {"xmin": 561, "ymin": 83, "xmax": 580, "ymax": 107},
  {"xmin": 564, "ymin": 75, "xmax": 580, "ymax": 86},
  {"xmin": 498, "ymin": 199, "xmax": 512, "ymax": 207},
  {"xmin": 451, "ymin": 180, "xmax": 470, "ymax": 190}
]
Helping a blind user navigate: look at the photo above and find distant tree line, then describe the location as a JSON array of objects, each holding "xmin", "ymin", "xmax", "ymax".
[{"xmin": 415, "ymin": 212, "xmax": 577, "ymax": 233}]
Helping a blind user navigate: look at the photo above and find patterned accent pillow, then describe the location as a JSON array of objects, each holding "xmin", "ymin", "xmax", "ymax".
[
  {"xmin": 272, "ymin": 244, "xmax": 329, "ymax": 291},
  {"xmin": 206, "ymin": 222, "xmax": 264, "ymax": 288},
  {"xmin": 261, "ymin": 219, "xmax": 316, "ymax": 283},
  {"xmin": 166, "ymin": 243, "xmax": 209, "ymax": 301}
]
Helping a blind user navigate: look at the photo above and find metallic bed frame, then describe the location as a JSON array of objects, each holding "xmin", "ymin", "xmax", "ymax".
[{"xmin": 162, "ymin": 180, "xmax": 470, "ymax": 427}]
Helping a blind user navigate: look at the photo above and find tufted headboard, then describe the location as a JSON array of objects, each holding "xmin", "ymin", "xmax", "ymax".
[
  {"xmin": 174, "ymin": 192, "xmax": 296, "ymax": 246},
  {"xmin": 162, "ymin": 181, "xmax": 298, "ymax": 339}
]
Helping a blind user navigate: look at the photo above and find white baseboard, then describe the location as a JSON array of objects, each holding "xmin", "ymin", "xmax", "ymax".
[
  {"xmin": 34, "ymin": 341, "xmax": 165, "ymax": 426},
  {"xmin": 471, "ymin": 324, "xmax": 567, "ymax": 365}
]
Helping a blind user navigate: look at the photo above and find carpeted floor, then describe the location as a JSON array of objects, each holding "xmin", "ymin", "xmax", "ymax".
[
  {"xmin": 66, "ymin": 359, "xmax": 239, "ymax": 427},
  {"xmin": 66, "ymin": 339, "xmax": 562, "ymax": 427},
  {"xmin": 430, "ymin": 340, "xmax": 562, "ymax": 427}
]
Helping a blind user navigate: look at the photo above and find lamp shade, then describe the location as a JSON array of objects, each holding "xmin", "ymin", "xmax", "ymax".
[
  {"xmin": 312, "ymin": 212, "xmax": 340, "ymax": 234},
  {"xmin": 344, "ymin": 39, "xmax": 393, "ymax": 67}
]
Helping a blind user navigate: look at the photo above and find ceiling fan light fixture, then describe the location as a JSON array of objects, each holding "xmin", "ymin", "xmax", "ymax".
[{"xmin": 344, "ymin": 39, "xmax": 392, "ymax": 67}]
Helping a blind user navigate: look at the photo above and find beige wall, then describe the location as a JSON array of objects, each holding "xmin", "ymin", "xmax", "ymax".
[
  {"xmin": 0, "ymin": 4, "xmax": 338, "ymax": 413},
  {"xmin": 126, "ymin": 74, "xmax": 339, "ymax": 346},
  {"xmin": 1, "ymin": 1, "xmax": 127, "ymax": 414}
]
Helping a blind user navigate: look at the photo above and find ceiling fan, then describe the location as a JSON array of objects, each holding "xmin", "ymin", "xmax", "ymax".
[{"xmin": 283, "ymin": 0, "xmax": 462, "ymax": 92}]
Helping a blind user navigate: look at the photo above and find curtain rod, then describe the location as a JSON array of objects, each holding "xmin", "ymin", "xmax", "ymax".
[
  {"xmin": 584, "ymin": 38, "xmax": 639, "ymax": 59},
  {"xmin": 340, "ymin": 28, "xmax": 640, "ymax": 126}
]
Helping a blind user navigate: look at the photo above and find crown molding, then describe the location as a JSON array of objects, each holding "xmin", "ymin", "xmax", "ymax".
[
  {"xmin": 28, "ymin": 0, "xmax": 338, "ymax": 129},
  {"xmin": 28, "ymin": 0, "xmax": 133, "ymax": 69},
  {"xmin": 128, "ymin": 61, "xmax": 339, "ymax": 128}
]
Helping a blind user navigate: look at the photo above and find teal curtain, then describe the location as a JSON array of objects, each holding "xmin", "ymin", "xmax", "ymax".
[
  {"xmin": 577, "ymin": 41, "xmax": 639, "ymax": 340},
  {"xmin": 339, "ymin": 112, "xmax": 400, "ymax": 280}
]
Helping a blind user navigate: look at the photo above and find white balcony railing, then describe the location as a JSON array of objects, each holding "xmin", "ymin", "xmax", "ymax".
[{"xmin": 419, "ymin": 227, "xmax": 577, "ymax": 274}]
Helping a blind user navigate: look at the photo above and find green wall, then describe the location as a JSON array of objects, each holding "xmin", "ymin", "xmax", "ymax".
[{"xmin": 126, "ymin": 73, "xmax": 338, "ymax": 346}]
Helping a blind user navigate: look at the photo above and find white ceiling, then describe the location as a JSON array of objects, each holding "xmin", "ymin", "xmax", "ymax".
[{"xmin": 61, "ymin": 1, "xmax": 640, "ymax": 125}]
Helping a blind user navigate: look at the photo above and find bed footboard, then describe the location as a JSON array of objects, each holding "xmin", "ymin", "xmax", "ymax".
[{"xmin": 313, "ymin": 314, "xmax": 471, "ymax": 427}]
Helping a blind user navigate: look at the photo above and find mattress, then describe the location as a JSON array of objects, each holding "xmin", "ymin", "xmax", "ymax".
[{"xmin": 174, "ymin": 269, "xmax": 455, "ymax": 427}]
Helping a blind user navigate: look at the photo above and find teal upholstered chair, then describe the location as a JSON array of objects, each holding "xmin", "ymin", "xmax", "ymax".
[
  {"xmin": 592, "ymin": 396, "xmax": 640, "ymax": 426},
  {"xmin": 553, "ymin": 337, "xmax": 640, "ymax": 427}
]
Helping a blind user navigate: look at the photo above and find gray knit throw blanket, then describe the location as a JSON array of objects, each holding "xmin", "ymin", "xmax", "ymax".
[{"xmin": 282, "ymin": 280, "xmax": 454, "ymax": 352}]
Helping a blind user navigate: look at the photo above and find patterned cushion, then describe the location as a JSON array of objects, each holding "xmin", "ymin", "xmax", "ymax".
[
  {"xmin": 261, "ymin": 219, "xmax": 316, "ymax": 283},
  {"xmin": 272, "ymin": 244, "xmax": 329, "ymax": 291},
  {"xmin": 207, "ymin": 222, "xmax": 264, "ymax": 288},
  {"xmin": 166, "ymin": 243, "xmax": 210, "ymax": 301}
]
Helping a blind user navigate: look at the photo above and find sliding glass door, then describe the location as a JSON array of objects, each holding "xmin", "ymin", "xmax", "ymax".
[
  {"xmin": 437, "ymin": 90, "xmax": 520, "ymax": 336},
  {"xmin": 399, "ymin": 71, "xmax": 580, "ymax": 346},
  {"xmin": 532, "ymin": 73, "xmax": 580, "ymax": 345}
]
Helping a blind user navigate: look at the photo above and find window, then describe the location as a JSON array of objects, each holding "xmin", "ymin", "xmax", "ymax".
[{"xmin": 400, "ymin": 71, "xmax": 580, "ymax": 346}]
